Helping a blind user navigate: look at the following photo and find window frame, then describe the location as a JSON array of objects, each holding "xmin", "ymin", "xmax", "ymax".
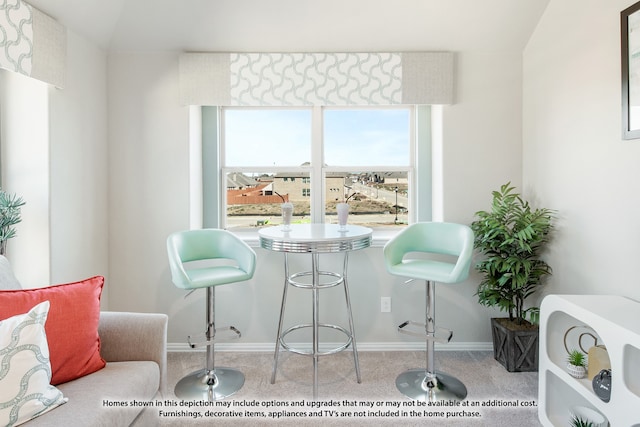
[
  {"xmin": 203, "ymin": 104, "xmax": 435, "ymax": 239},
  {"xmin": 321, "ymin": 105, "xmax": 415, "ymax": 228}
]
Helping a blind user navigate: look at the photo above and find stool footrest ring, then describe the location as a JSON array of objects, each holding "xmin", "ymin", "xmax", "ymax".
[
  {"xmin": 279, "ymin": 323, "xmax": 353, "ymax": 356},
  {"xmin": 187, "ymin": 326, "xmax": 241, "ymax": 349},
  {"xmin": 287, "ymin": 270, "xmax": 343, "ymax": 289},
  {"xmin": 398, "ymin": 320, "xmax": 452, "ymax": 344}
]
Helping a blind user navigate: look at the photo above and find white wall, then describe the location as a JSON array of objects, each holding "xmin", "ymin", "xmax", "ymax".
[
  {"xmin": 441, "ymin": 51, "xmax": 526, "ymax": 336},
  {"xmin": 106, "ymin": 49, "xmax": 524, "ymax": 347},
  {"xmin": 0, "ymin": 30, "xmax": 109, "ymax": 301},
  {"xmin": 524, "ymin": 0, "xmax": 640, "ymax": 302},
  {"xmin": 49, "ymin": 32, "xmax": 109, "ymax": 293},
  {"xmin": 106, "ymin": 53, "xmax": 190, "ymax": 319},
  {"xmin": 0, "ymin": 70, "xmax": 50, "ymax": 287}
]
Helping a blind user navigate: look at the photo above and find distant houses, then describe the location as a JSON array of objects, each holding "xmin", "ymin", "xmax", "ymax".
[
  {"xmin": 226, "ymin": 173, "xmax": 281, "ymax": 205},
  {"xmin": 226, "ymin": 170, "xmax": 407, "ymax": 205},
  {"xmin": 272, "ymin": 172, "xmax": 346, "ymax": 203},
  {"xmin": 226, "ymin": 171, "xmax": 345, "ymax": 205}
]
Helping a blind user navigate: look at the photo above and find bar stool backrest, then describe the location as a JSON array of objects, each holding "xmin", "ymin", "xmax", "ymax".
[
  {"xmin": 383, "ymin": 222, "xmax": 474, "ymax": 284},
  {"xmin": 167, "ymin": 229, "xmax": 256, "ymax": 290}
]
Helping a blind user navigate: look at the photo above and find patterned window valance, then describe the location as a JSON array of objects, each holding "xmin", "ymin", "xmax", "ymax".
[
  {"xmin": 180, "ymin": 51, "xmax": 454, "ymax": 106},
  {"xmin": 1, "ymin": 0, "xmax": 66, "ymax": 88}
]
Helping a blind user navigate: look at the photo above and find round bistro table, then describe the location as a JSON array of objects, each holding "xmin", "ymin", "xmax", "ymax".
[{"xmin": 258, "ymin": 223, "xmax": 372, "ymax": 399}]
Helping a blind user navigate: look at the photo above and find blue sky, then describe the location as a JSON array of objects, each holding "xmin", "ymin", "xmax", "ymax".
[{"xmin": 224, "ymin": 108, "xmax": 410, "ymax": 167}]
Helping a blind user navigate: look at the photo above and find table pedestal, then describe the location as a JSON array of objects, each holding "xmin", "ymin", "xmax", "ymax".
[
  {"xmin": 259, "ymin": 224, "xmax": 371, "ymax": 399},
  {"xmin": 271, "ymin": 252, "xmax": 360, "ymax": 399}
]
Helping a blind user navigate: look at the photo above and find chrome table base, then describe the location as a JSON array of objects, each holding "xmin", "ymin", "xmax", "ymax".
[
  {"xmin": 271, "ymin": 252, "xmax": 361, "ymax": 399},
  {"xmin": 259, "ymin": 224, "xmax": 372, "ymax": 400}
]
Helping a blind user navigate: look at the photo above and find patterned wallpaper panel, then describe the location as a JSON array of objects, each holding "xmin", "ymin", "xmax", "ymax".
[
  {"xmin": 180, "ymin": 52, "xmax": 454, "ymax": 106},
  {"xmin": 230, "ymin": 53, "xmax": 402, "ymax": 106},
  {"xmin": 0, "ymin": 0, "xmax": 33, "ymax": 76},
  {"xmin": 0, "ymin": 0, "xmax": 65, "ymax": 87}
]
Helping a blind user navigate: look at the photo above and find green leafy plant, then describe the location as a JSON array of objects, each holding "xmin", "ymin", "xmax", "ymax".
[
  {"xmin": 570, "ymin": 415, "xmax": 594, "ymax": 427},
  {"xmin": 567, "ymin": 349, "xmax": 586, "ymax": 368},
  {"xmin": 471, "ymin": 183, "xmax": 555, "ymax": 325},
  {"xmin": 0, "ymin": 189, "xmax": 26, "ymax": 255}
]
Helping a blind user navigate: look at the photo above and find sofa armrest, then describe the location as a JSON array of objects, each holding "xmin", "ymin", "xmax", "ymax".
[{"xmin": 98, "ymin": 311, "xmax": 168, "ymax": 396}]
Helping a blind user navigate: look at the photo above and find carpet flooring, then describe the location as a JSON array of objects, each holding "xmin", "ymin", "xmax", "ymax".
[{"xmin": 159, "ymin": 350, "xmax": 541, "ymax": 426}]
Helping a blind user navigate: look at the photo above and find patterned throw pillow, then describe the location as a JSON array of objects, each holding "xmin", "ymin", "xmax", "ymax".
[{"xmin": 0, "ymin": 301, "xmax": 67, "ymax": 426}]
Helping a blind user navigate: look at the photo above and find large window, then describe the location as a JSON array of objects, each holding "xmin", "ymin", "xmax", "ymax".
[
  {"xmin": 218, "ymin": 106, "xmax": 420, "ymax": 231},
  {"xmin": 322, "ymin": 108, "xmax": 411, "ymax": 228}
]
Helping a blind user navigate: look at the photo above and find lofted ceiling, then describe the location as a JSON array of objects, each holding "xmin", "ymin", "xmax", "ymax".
[{"xmin": 27, "ymin": 0, "xmax": 549, "ymax": 53}]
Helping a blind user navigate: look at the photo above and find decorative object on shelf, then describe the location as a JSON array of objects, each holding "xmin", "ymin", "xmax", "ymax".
[
  {"xmin": 566, "ymin": 349, "xmax": 587, "ymax": 379},
  {"xmin": 592, "ymin": 369, "xmax": 612, "ymax": 403},
  {"xmin": 587, "ymin": 345, "xmax": 611, "ymax": 381},
  {"xmin": 569, "ymin": 405, "xmax": 607, "ymax": 427},
  {"xmin": 0, "ymin": 189, "xmax": 26, "ymax": 256},
  {"xmin": 562, "ymin": 325, "xmax": 604, "ymax": 379},
  {"xmin": 563, "ymin": 325, "xmax": 599, "ymax": 354},
  {"xmin": 471, "ymin": 182, "xmax": 555, "ymax": 372},
  {"xmin": 570, "ymin": 415, "xmax": 594, "ymax": 427}
]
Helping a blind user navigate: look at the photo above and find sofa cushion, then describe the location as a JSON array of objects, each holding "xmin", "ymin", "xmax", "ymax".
[
  {"xmin": 24, "ymin": 361, "xmax": 160, "ymax": 427},
  {"xmin": 0, "ymin": 301, "xmax": 67, "ymax": 426},
  {"xmin": 0, "ymin": 277, "xmax": 106, "ymax": 385}
]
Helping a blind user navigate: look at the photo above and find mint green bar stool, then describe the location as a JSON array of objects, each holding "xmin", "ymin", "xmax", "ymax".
[
  {"xmin": 167, "ymin": 229, "xmax": 256, "ymax": 400},
  {"xmin": 383, "ymin": 222, "xmax": 474, "ymax": 401}
]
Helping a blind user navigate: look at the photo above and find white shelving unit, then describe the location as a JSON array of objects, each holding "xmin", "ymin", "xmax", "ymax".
[{"xmin": 538, "ymin": 294, "xmax": 640, "ymax": 426}]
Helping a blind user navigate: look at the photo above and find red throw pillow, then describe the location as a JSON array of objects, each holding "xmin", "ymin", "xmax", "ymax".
[{"xmin": 0, "ymin": 276, "xmax": 106, "ymax": 385}]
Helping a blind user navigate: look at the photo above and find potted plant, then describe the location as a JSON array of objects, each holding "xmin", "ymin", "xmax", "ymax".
[
  {"xmin": 0, "ymin": 189, "xmax": 26, "ymax": 255},
  {"xmin": 569, "ymin": 406, "xmax": 606, "ymax": 427},
  {"xmin": 570, "ymin": 415, "xmax": 594, "ymax": 427},
  {"xmin": 566, "ymin": 349, "xmax": 587, "ymax": 379},
  {"xmin": 471, "ymin": 182, "xmax": 555, "ymax": 372}
]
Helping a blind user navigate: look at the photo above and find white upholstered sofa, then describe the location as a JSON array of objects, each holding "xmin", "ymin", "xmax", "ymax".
[{"xmin": 0, "ymin": 256, "xmax": 168, "ymax": 426}]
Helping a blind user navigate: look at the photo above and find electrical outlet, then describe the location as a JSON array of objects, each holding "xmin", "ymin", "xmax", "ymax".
[{"xmin": 381, "ymin": 297, "xmax": 391, "ymax": 313}]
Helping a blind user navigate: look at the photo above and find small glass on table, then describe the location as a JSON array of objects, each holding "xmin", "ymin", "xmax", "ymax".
[{"xmin": 281, "ymin": 202, "xmax": 293, "ymax": 231}]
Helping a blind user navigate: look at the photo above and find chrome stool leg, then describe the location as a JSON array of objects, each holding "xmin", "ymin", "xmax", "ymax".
[
  {"xmin": 342, "ymin": 252, "xmax": 361, "ymax": 383},
  {"xmin": 175, "ymin": 287, "xmax": 244, "ymax": 400},
  {"xmin": 312, "ymin": 253, "xmax": 320, "ymax": 399},
  {"xmin": 271, "ymin": 253, "xmax": 290, "ymax": 384},
  {"xmin": 395, "ymin": 280, "xmax": 467, "ymax": 401}
]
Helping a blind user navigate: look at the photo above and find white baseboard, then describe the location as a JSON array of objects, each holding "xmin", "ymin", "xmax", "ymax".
[{"xmin": 167, "ymin": 341, "xmax": 493, "ymax": 353}]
